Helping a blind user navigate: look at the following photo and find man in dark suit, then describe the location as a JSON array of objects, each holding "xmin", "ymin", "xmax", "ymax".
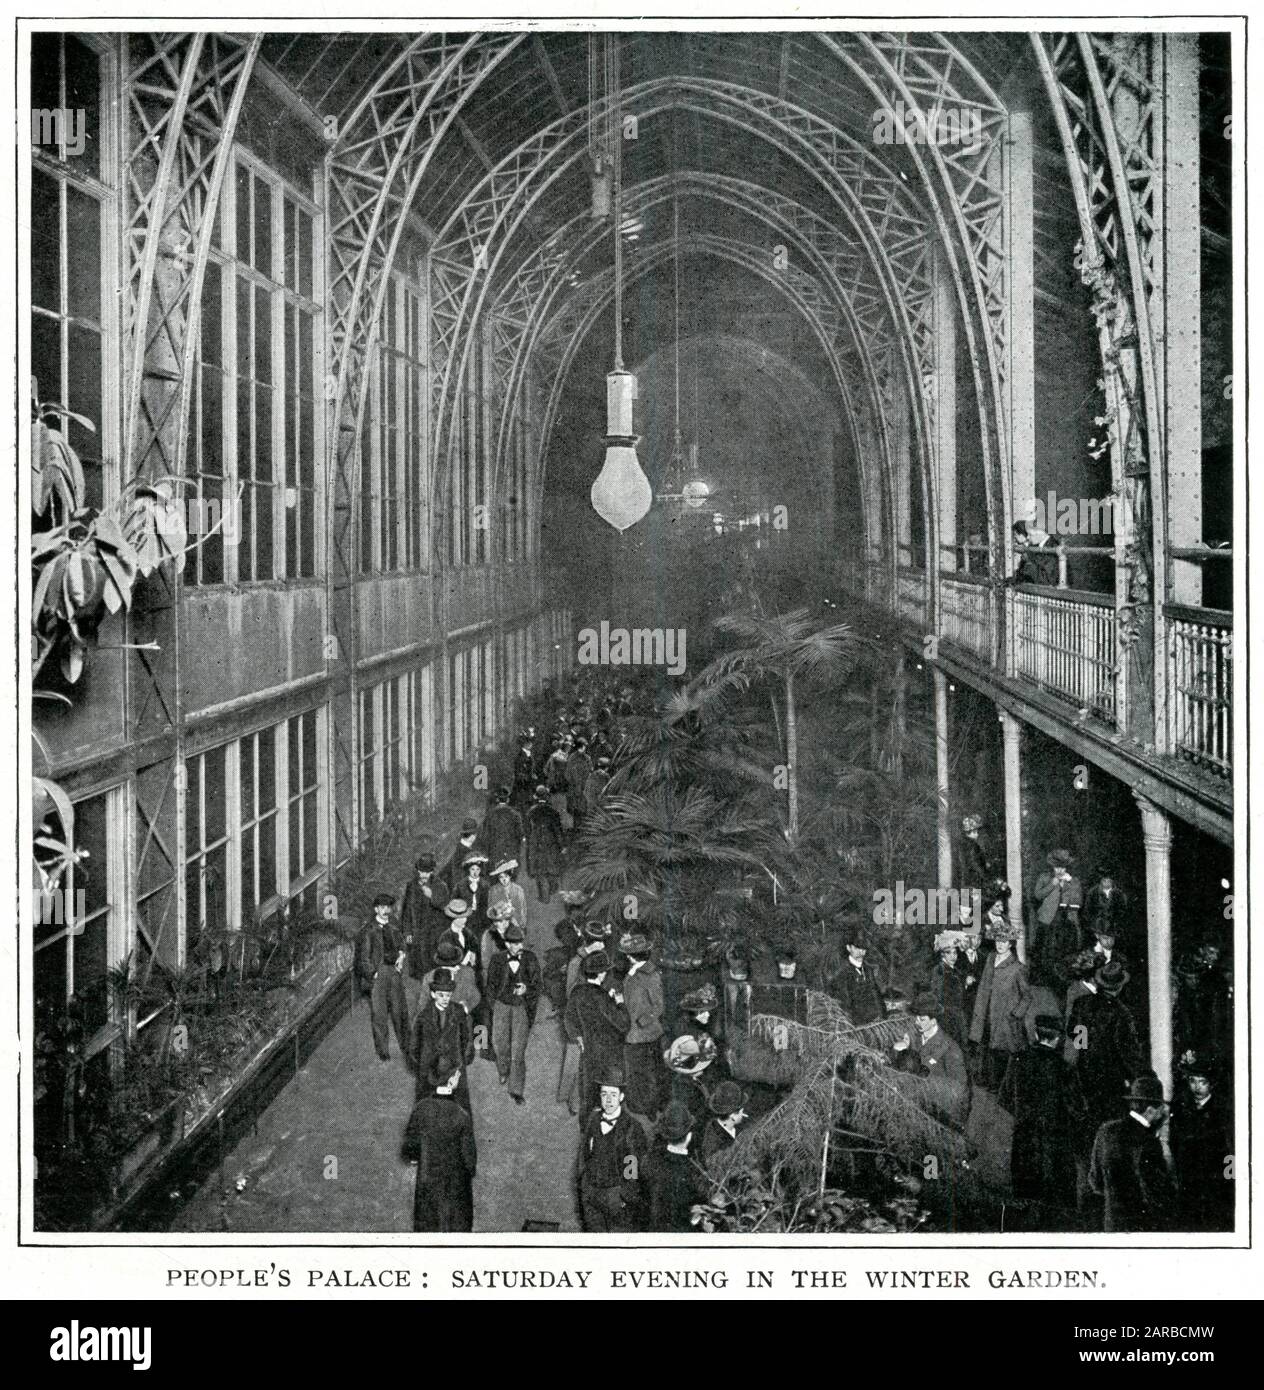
[
  {"xmin": 403, "ymin": 1054, "xmax": 476, "ymax": 1232},
  {"xmin": 998, "ymin": 1015, "xmax": 1083, "ymax": 1229},
  {"xmin": 441, "ymin": 816, "xmax": 485, "ymax": 889},
  {"xmin": 1088, "ymin": 1071, "xmax": 1178, "ymax": 1233},
  {"xmin": 512, "ymin": 731, "xmax": 538, "ymax": 811},
  {"xmin": 525, "ymin": 785, "xmax": 565, "ymax": 902},
  {"xmin": 698, "ymin": 1080, "xmax": 750, "ymax": 1169},
  {"xmin": 400, "ymin": 854, "xmax": 449, "ymax": 980},
  {"xmin": 356, "ymin": 894, "xmax": 410, "ymax": 1063},
  {"xmin": 578, "ymin": 1070, "xmax": 647, "ymax": 1233},
  {"xmin": 1067, "ymin": 960, "xmax": 1143, "ymax": 1139},
  {"xmin": 645, "ymin": 1101, "xmax": 709, "ymax": 1233},
  {"xmin": 482, "ymin": 786, "xmax": 525, "ymax": 873},
  {"xmin": 830, "ymin": 929, "xmax": 886, "ymax": 1026},
  {"xmin": 485, "ymin": 923, "xmax": 540, "ymax": 1104},
  {"xmin": 893, "ymin": 992, "xmax": 970, "ymax": 1125},
  {"xmin": 564, "ymin": 950, "xmax": 630, "ymax": 1119},
  {"xmin": 411, "ymin": 968, "xmax": 473, "ymax": 1108}
]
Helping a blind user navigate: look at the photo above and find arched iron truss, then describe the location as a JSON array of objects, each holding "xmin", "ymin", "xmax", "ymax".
[
  {"xmin": 483, "ymin": 172, "xmax": 902, "ymax": 571},
  {"xmin": 529, "ymin": 232, "xmax": 866, "ymax": 547},
  {"xmin": 1031, "ymin": 32, "xmax": 1169, "ymax": 739},
  {"xmin": 422, "ymin": 76, "xmax": 944, "ymax": 582},
  {"xmin": 322, "ymin": 30, "xmax": 524, "ymax": 857},
  {"xmin": 119, "ymin": 32, "xmax": 262, "ymax": 968}
]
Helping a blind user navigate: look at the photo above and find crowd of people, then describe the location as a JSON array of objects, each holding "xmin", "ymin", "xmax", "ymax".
[{"xmin": 350, "ymin": 674, "xmax": 1234, "ymax": 1236}]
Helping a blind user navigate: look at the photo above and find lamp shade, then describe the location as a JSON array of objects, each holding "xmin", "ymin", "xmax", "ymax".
[{"xmin": 591, "ymin": 443, "xmax": 652, "ymax": 532}]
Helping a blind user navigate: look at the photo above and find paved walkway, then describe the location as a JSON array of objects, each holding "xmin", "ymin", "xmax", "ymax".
[{"xmin": 170, "ymin": 888, "xmax": 581, "ymax": 1234}]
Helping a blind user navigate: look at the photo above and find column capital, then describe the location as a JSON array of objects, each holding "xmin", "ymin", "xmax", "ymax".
[{"xmin": 1133, "ymin": 790, "xmax": 1174, "ymax": 852}]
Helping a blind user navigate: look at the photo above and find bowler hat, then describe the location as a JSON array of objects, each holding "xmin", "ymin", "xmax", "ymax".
[
  {"xmin": 434, "ymin": 938, "xmax": 461, "ymax": 966},
  {"xmin": 1047, "ymin": 848, "xmax": 1075, "ymax": 868},
  {"xmin": 1125, "ymin": 1070, "xmax": 1166, "ymax": 1106},
  {"xmin": 657, "ymin": 1102, "xmax": 696, "ymax": 1144},
  {"xmin": 502, "ymin": 923, "xmax": 525, "ymax": 943},
  {"xmin": 708, "ymin": 1081, "xmax": 748, "ymax": 1117},
  {"xmin": 844, "ymin": 926, "xmax": 871, "ymax": 950},
  {"xmin": 460, "ymin": 817, "xmax": 479, "ymax": 834},
  {"xmin": 911, "ymin": 992, "xmax": 940, "ymax": 1019},
  {"xmin": 443, "ymin": 898, "xmax": 469, "ymax": 918},
  {"xmin": 491, "ymin": 858, "xmax": 519, "ymax": 877},
  {"xmin": 680, "ymin": 983, "xmax": 719, "ymax": 1014},
  {"xmin": 372, "ymin": 893, "xmax": 395, "ymax": 908},
  {"xmin": 598, "ymin": 1067, "xmax": 625, "ymax": 1091},
  {"xmin": 431, "ymin": 968, "xmax": 455, "ymax": 993},
  {"xmin": 775, "ymin": 942, "xmax": 798, "ymax": 963},
  {"xmin": 1095, "ymin": 959, "xmax": 1130, "ymax": 994},
  {"xmin": 618, "ymin": 931, "xmax": 651, "ymax": 955},
  {"xmin": 583, "ymin": 951, "xmax": 611, "ymax": 978},
  {"xmin": 415, "ymin": 853, "xmax": 437, "ymax": 872},
  {"xmin": 496, "ymin": 785, "xmax": 511, "ymax": 801},
  {"xmin": 533, "ymin": 783, "xmax": 549, "ymax": 799}
]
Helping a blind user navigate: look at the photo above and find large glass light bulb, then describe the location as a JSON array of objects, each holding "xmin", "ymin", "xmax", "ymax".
[{"xmin": 591, "ymin": 442, "xmax": 652, "ymax": 532}]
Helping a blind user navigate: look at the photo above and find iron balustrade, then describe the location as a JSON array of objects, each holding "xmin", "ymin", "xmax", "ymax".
[
  {"xmin": 1166, "ymin": 605, "xmax": 1232, "ymax": 778},
  {"xmin": 1011, "ymin": 585, "xmax": 1117, "ymax": 722},
  {"xmin": 939, "ymin": 573, "xmax": 994, "ymax": 659},
  {"xmin": 896, "ymin": 567, "xmax": 928, "ymax": 626}
]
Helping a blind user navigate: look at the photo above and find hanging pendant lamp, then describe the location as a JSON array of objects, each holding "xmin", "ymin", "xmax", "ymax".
[{"xmin": 589, "ymin": 34, "xmax": 652, "ymax": 534}]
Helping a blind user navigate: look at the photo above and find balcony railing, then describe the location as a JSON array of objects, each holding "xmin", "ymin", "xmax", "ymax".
[
  {"xmin": 939, "ymin": 572, "xmax": 994, "ymax": 660},
  {"xmin": 1011, "ymin": 586, "xmax": 1117, "ymax": 723},
  {"xmin": 896, "ymin": 567, "xmax": 928, "ymax": 626},
  {"xmin": 1167, "ymin": 605, "xmax": 1232, "ymax": 778}
]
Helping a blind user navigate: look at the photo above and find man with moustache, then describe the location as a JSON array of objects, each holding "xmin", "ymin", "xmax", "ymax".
[{"xmin": 485, "ymin": 922, "xmax": 541, "ymax": 1105}]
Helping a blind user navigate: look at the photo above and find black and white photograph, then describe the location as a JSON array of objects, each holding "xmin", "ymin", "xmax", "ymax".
[{"xmin": 9, "ymin": 8, "xmax": 1254, "ymax": 1296}]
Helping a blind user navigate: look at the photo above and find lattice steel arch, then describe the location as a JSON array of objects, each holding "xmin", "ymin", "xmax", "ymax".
[
  {"xmin": 484, "ymin": 171, "xmax": 901, "ymax": 572},
  {"xmin": 530, "ymin": 232, "xmax": 873, "ymax": 559},
  {"xmin": 1031, "ymin": 32, "xmax": 1170, "ymax": 739},
  {"xmin": 321, "ymin": 31, "xmax": 524, "ymax": 862},
  {"xmin": 119, "ymin": 32, "xmax": 262, "ymax": 980},
  {"xmin": 425, "ymin": 76, "xmax": 941, "ymax": 587}
]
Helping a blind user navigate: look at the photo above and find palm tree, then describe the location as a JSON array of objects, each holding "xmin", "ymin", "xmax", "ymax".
[
  {"xmin": 695, "ymin": 607, "xmax": 871, "ymax": 844},
  {"xmin": 571, "ymin": 785, "xmax": 783, "ymax": 942}
]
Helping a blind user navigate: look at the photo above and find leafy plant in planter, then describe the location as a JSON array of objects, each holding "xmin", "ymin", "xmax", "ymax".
[{"xmin": 32, "ymin": 379, "xmax": 199, "ymax": 687}]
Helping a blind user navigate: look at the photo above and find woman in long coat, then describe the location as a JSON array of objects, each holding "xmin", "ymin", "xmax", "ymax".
[
  {"xmin": 968, "ymin": 933, "xmax": 1031, "ymax": 1091},
  {"xmin": 525, "ymin": 785, "xmax": 565, "ymax": 902}
]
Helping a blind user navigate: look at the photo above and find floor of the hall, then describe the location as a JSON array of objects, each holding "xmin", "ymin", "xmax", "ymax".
[
  {"xmin": 169, "ymin": 889, "xmax": 1017, "ymax": 1235},
  {"xmin": 170, "ymin": 887, "xmax": 581, "ymax": 1234}
]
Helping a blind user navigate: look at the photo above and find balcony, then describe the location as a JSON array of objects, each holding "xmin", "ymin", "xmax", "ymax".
[
  {"xmin": 1166, "ymin": 605, "xmax": 1232, "ymax": 779},
  {"xmin": 939, "ymin": 572, "xmax": 994, "ymax": 660},
  {"xmin": 1011, "ymin": 586, "xmax": 1117, "ymax": 724},
  {"xmin": 896, "ymin": 567, "xmax": 928, "ymax": 627}
]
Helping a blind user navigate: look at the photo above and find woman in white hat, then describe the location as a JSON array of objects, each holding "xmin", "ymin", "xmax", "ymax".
[{"xmin": 489, "ymin": 858, "xmax": 527, "ymax": 933}]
